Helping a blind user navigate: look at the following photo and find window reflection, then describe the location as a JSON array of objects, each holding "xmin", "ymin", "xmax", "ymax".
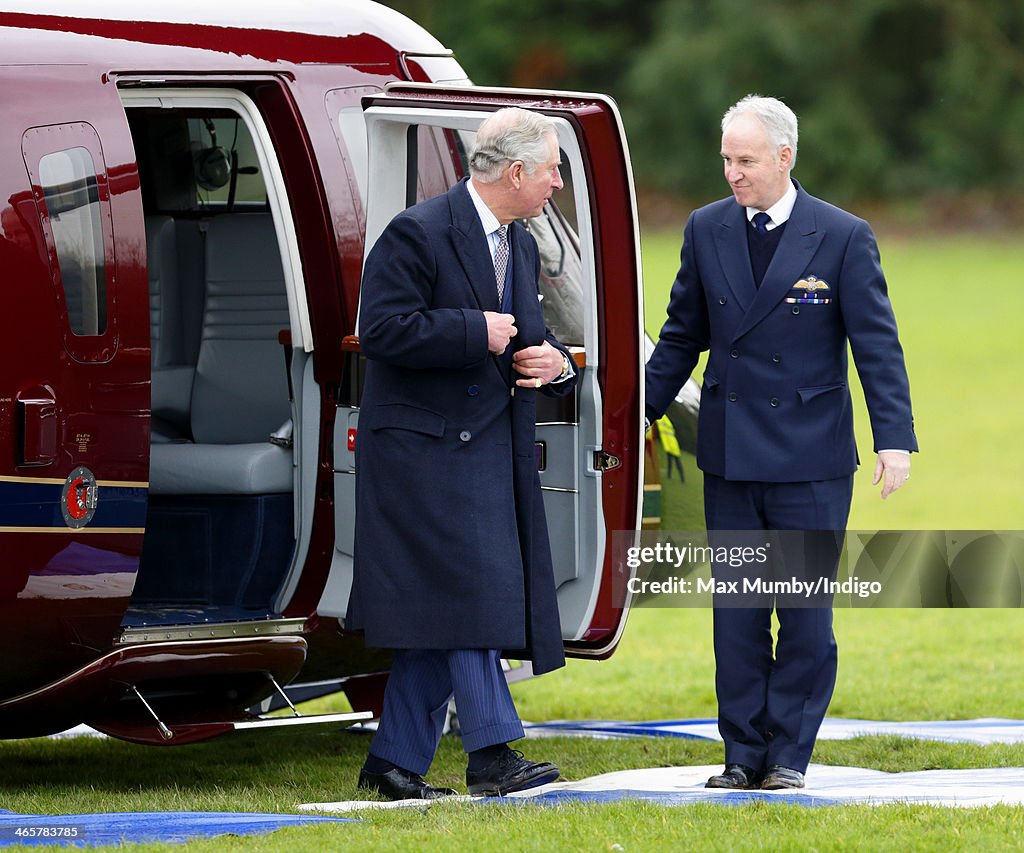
[{"xmin": 38, "ymin": 147, "xmax": 107, "ymax": 336}]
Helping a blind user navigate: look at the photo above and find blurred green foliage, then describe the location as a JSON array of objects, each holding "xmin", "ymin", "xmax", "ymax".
[{"xmin": 385, "ymin": 0, "xmax": 1024, "ymax": 208}]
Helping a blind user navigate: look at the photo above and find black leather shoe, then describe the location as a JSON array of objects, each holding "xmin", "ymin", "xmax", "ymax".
[
  {"xmin": 761, "ymin": 765, "xmax": 805, "ymax": 789},
  {"xmin": 358, "ymin": 766, "xmax": 457, "ymax": 800},
  {"xmin": 705, "ymin": 763, "xmax": 762, "ymax": 789},
  {"xmin": 466, "ymin": 748, "xmax": 560, "ymax": 796}
]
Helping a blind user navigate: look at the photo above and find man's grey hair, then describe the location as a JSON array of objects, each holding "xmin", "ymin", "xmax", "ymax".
[
  {"xmin": 722, "ymin": 95, "xmax": 799, "ymax": 169},
  {"xmin": 469, "ymin": 107, "xmax": 557, "ymax": 183}
]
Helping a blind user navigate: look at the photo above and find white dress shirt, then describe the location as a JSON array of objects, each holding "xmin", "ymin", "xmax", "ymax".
[
  {"xmin": 467, "ymin": 179, "xmax": 504, "ymax": 259},
  {"xmin": 745, "ymin": 179, "xmax": 798, "ymax": 230}
]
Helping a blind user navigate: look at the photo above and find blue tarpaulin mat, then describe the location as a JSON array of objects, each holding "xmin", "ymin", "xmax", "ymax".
[
  {"xmin": 523, "ymin": 717, "xmax": 1024, "ymax": 745},
  {"xmin": 0, "ymin": 810, "xmax": 356, "ymax": 847}
]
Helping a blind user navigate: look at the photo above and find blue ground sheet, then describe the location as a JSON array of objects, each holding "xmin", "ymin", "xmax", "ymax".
[{"xmin": 0, "ymin": 810, "xmax": 355, "ymax": 847}]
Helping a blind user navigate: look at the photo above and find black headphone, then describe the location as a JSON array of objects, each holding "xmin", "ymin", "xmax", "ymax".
[{"xmin": 193, "ymin": 119, "xmax": 231, "ymax": 191}]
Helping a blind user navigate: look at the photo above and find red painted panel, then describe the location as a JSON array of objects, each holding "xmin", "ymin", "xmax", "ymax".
[{"xmin": 0, "ymin": 65, "xmax": 149, "ymax": 701}]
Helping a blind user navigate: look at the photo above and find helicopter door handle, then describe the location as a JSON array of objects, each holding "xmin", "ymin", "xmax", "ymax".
[{"xmin": 17, "ymin": 387, "xmax": 57, "ymax": 467}]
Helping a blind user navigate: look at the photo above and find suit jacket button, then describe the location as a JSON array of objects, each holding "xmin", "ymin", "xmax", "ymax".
[
  {"xmin": 770, "ymin": 397, "xmax": 779, "ymax": 407},
  {"xmin": 792, "ymin": 306, "xmax": 801, "ymax": 315},
  {"xmin": 719, "ymin": 296, "xmax": 728, "ymax": 305},
  {"xmin": 728, "ymin": 392, "xmax": 738, "ymax": 402},
  {"xmin": 730, "ymin": 349, "xmax": 739, "ymax": 359},
  {"xmin": 467, "ymin": 385, "xmax": 479, "ymax": 396},
  {"xmin": 771, "ymin": 353, "xmax": 782, "ymax": 363},
  {"xmin": 459, "ymin": 430, "xmax": 472, "ymax": 442}
]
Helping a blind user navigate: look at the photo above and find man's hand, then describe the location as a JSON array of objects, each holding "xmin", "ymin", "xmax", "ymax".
[
  {"xmin": 513, "ymin": 341, "xmax": 565, "ymax": 388},
  {"xmin": 873, "ymin": 451, "xmax": 911, "ymax": 500},
  {"xmin": 484, "ymin": 311, "xmax": 517, "ymax": 354}
]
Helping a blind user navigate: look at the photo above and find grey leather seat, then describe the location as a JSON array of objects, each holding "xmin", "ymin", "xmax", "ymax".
[
  {"xmin": 146, "ymin": 216, "xmax": 196, "ymax": 440},
  {"xmin": 149, "ymin": 213, "xmax": 292, "ymax": 494},
  {"xmin": 146, "ymin": 215, "xmax": 182, "ymax": 368}
]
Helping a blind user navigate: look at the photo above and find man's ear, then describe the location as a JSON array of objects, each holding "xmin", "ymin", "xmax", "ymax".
[
  {"xmin": 508, "ymin": 160, "xmax": 524, "ymax": 188},
  {"xmin": 778, "ymin": 145, "xmax": 793, "ymax": 171}
]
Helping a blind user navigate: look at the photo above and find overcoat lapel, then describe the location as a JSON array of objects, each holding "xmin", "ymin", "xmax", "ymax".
[
  {"xmin": 731, "ymin": 188, "xmax": 823, "ymax": 343},
  {"xmin": 447, "ymin": 180, "xmax": 498, "ymax": 312},
  {"xmin": 713, "ymin": 203, "xmax": 758, "ymax": 312},
  {"xmin": 446, "ymin": 179, "xmax": 514, "ymax": 385}
]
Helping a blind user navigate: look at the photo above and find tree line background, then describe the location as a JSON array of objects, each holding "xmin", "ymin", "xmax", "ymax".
[{"xmin": 386, "ymin": 0, "xmax": 1024, "ymax": 228}]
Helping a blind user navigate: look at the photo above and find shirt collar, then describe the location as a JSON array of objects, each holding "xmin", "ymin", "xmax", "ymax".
[
  {"xmin": 746, "ymin": 179, "xmax": 798, "ymax": 229},
  {"xmin": 467, "ymin": 178, "xmax": 502, "ymax": 237}
]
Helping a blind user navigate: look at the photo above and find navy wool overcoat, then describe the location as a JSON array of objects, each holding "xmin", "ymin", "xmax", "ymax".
[{"xmin": 346, "ymin": 180, "xmax": 577, "ymax": 676}]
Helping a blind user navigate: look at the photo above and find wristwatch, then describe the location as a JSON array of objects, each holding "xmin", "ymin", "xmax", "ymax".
[{"xmin": 559, "ymin": 353, "xmax": 570, "ymax": 380}]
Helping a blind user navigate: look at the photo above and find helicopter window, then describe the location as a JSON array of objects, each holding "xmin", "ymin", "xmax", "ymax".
[
  {"xmin": 329, "ymin": 89, "xmax": 462, "ymax": 225},
  {"xmin": 185, "ymin": 116, "xmax": 265, "ymax": 209},
  {"xmin": 38, "ymin": 147, "xmax": 108, "ymax": 336}
]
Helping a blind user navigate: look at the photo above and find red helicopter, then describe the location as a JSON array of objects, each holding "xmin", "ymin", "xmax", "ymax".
[{"xmin": 0, "ymin": 0, "xmax": 643, "ymax": 745}]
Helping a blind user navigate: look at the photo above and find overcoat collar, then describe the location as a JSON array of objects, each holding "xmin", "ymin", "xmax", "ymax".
[{"xmin": 713, "ymin": 180, "xmax": 824, "ymax": 342}]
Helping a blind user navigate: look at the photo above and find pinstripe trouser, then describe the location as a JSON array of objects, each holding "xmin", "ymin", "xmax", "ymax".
[{"xmin": 368, "ymin": 648, "xmax": 524, "ymax": 776}]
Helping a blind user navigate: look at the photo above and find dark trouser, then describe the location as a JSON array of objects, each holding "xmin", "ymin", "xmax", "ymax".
[
  {"xmin": 703, "ymin": 473, "xmax": 853, "ymax": 774},
  {"xmin": 368, "ymin": 648, "xmax": 524, "ymax": 777}
]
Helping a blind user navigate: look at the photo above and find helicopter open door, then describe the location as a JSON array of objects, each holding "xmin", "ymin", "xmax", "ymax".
[{"xmin": 321, "ymin": 84, "xmax": 643, "ymax": 658}]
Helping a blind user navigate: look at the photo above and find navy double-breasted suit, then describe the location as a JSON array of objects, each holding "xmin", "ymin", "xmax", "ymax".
[
  {"xmin": 647, "ymin": 181, "xmax": 916, "ymax": 471},
  {"xmin": 348, "ymin": 179, "xmax": 576, "ymax": 678},
  {"xmin": 646, "ymin": 180, "xmax": 916, "ymax": 774}
]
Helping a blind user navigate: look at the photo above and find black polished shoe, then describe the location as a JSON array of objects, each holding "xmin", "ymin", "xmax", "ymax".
[
  {"xmin": 358, "ymin": 766, "xmax": 457, "ymax": 801},
  {"xmin": 761, "ymin": 765, "xmax": 805, "ymax": 789},
  {"xmin": 466, "ymin": 748, "xmax": 560, "ymax": 796},
  {"xmin": 705, "ymin": 763, "xmax": 763, "ymax": 789}
]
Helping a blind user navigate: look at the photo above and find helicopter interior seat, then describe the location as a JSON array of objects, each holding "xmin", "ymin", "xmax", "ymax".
[
  {"xmin": 146, "ymin": 215, "xmax": 181, "ymax": 368},
  {"xmin": 145, "ymin": 214, "xmax": 196, "ymax": 442},
  {"xmin": 136, "ymin": 212, "xmax": 295, "ymax": 618},
  {"xmin": 148, "ymin": 212, "xmax": 293, "ymax": 496}
]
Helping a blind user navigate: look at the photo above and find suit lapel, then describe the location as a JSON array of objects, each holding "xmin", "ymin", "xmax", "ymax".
[
  {"xmin": 447, "ymin": 179, "xmax": 499, "ymax": 312},
  {"xmin": 713, "ymin": 204, "xmax": 758, "ymax": 311},
  {"xmin": 731, "ymin": 188, "xmax": 823, "ymax": 343}
]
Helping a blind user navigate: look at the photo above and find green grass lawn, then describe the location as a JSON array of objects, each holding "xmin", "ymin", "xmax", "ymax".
[{"xmin": 3, "ymin": 608, "xmax": 1024, "ymax": 851}]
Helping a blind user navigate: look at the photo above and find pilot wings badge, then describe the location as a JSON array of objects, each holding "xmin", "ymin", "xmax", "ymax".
[{"xmin": 794, "ymin": 276, "xmax": 830, "ymax": 292}]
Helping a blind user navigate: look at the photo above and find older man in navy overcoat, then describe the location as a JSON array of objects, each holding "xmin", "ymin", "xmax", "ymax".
[
  {"xmin": 348, "ymin": 108, "xmax": 577, "ymax": 800},
  {"xmin": 646, "ymin": 95, "xmax": 917, "ymax": 790}
]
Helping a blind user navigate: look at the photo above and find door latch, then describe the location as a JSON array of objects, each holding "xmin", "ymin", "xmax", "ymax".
[{"xmin": 592, "ymin": 450, "xmax": 621, "ymax": 472}]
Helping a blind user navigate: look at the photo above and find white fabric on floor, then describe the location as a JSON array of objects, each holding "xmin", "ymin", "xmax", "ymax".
[
  {"xmin": 522, "ymin": 717, "xmax": 1024, "ymax": 745},
  {"xmin": 299, "ymin": 762, "xmax": 1024, "ymax": 812},
  {"xmin": 47, "ymin": 724, "xmax": 107, "ymax": 739}
]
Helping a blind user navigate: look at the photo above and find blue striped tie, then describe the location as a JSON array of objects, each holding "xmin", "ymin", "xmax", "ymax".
[{"xmin": 752, "ymin": 211, "xmax": 771, "ymax": 233}]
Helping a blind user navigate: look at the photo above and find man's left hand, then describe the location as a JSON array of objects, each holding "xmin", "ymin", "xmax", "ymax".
[
  {"xmin": 873, "ymin": 451, "xmax": 911, "ymax": 500},
  {"xmin": 513, "ymin": 342, "xmax": 565, "ymax": 388}
]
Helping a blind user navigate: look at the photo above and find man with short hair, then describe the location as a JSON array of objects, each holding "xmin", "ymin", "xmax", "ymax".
[
  {"xmin": 348, "ymin": 107, "xmax": 576, "ymax": 800},
  {"xmin": 646, "ymin": 95, "xmax": 917, "ymax": 789}
]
